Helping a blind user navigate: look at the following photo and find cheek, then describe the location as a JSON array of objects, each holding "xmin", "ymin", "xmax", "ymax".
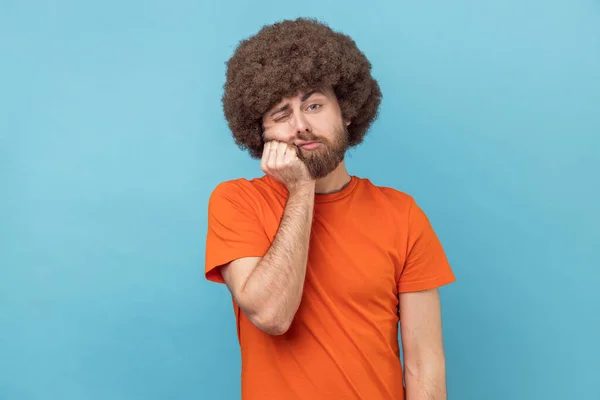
[
  {"xmin": 315, "ymin": 111, "xmax": 342, "ymax": 132},
  {"xmin": 315, "ymin": 121, "xmax": 341, "ymax": 142},
  {"xmin": 264, "ymin": 126, "xmax": 294, "ymax": 143}
]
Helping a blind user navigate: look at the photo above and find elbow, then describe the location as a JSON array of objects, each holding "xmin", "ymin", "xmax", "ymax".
[
  {"xmin": 235, "ymin": 291, "xmax": 296, "ymax": 335},
  {"xmin": 260, "ymin": 321, "xmax": 291, "ymax": 336},
  {"xmin": 251, "ymin": 311, "xmax": 292, "ymax": 335},
  {"xmin": 242, "ymin": 303, "xmax": 292, "ymax": 335}
]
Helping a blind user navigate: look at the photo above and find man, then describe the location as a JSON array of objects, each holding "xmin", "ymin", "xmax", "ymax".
[{"xmin": 205, "ymin": 17, "xmax": 456, "ymax": 400}]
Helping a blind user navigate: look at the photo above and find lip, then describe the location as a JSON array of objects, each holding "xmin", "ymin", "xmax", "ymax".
[{"xmin": 298, "ymin": 141, "xmax": 321, "ymax": 150}]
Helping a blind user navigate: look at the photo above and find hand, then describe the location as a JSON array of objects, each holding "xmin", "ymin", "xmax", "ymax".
[{"xmin": 260, "ymin": 140, "xmax": 315, "ymax": 192}]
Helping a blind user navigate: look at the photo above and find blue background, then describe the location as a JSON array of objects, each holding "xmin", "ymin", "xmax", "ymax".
[{"xmin": 1, "ymin": 1, "xmax": 599, "ymax": 399}]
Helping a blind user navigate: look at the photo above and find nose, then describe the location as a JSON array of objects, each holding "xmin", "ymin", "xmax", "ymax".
[{"xmin": 291, "ymin": 111, "xmax": 311, "ymax": 134}]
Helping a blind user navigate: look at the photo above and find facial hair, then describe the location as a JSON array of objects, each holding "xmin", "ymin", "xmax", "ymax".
[{"xmin": 295, "ymin": 121, "xmax": 349, "ymax": 179}]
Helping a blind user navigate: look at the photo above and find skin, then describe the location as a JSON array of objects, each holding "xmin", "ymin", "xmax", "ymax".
[
  {"xmin": 220, "ymin": 87, "xmax": 448, "ymax": 398},
  {"xmin": 401, "ymin": 288, "xmax": 448, "ymax": 400},
  {"xmin": 261, "ymin": 87, "xmax": 352, "ymax": 193}
]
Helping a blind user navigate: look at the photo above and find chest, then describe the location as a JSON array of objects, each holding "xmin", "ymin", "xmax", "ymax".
[
  {"xmin": 261, "ymin": 201, "xmax": 402, "ymax": 308},
  {"xmin": 307, "ymin": 212, "xmax": 399, "ymax": 302}
]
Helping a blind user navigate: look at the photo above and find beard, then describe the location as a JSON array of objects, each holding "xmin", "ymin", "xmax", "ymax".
[{"xmin": 295, "ymin": 121, "xmax": 349, "ymax": 179}]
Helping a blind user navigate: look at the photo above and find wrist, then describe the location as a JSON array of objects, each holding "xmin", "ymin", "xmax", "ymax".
[{"xmin": 287, "ymin": 181, "xmax": 316, "ymax": 196}]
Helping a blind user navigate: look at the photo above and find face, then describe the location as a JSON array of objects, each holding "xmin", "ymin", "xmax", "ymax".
[{"xmin": 262, "ymin": 88, "xmax": 350, "ymax": 179}]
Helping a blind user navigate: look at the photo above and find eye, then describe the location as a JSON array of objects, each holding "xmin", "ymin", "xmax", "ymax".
[
  {"xmin": 307, "ymin": 104, "xmax": 322, "ymax": 111},
  {"xmin": 273, "ymin": 113, "xmax": 290, "ymax": 122}
]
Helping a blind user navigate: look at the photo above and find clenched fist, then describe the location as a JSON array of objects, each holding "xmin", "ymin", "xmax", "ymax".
[{"xmin": 260, "ymin": 140, "xmax": 314, "ymax": 192}]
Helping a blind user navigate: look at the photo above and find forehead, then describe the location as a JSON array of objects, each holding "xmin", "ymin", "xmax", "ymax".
[{"xmin": 270, "ymin": 88, "xmax": 331, "ymax": 108}]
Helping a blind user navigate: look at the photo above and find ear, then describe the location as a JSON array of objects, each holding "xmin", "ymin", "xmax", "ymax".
[{"xmin": 345, "ymin": 120, "xmax": 351, "ymax": 126}]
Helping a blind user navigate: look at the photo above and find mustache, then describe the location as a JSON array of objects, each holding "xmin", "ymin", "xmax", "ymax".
[
  {"xmin": 261, "ymin": 131, "xmax": 325, "ymax": 145},
  {"xmin": 296, "ymin": 131, "xmax": 322, "ymax": 142},
  {"xmin": 261, "ymin": 132, "xmax": 326, "ymax": 162}
]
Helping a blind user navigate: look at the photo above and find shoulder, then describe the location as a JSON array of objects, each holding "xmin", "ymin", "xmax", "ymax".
[
  {"xmin": 210, "ymin": 175, "xmax": 270, "ymax": 198},
  {"xmin": 355, "ymin": 177, "xmax": 417, "ymax": 214},
  {"xmin": 209, "ymin": 178, "xmax": 252, "ymax": 200},
  {"xmin": 208, "ymin": 175, "xmax": 280, "ymax": 210}
]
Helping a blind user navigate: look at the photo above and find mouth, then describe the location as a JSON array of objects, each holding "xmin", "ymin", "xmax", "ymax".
[{"xmin": 298, "ymin": 141, "xmax": 321, "ymax": 150}]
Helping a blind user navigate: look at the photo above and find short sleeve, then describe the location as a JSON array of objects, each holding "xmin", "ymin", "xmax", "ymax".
[
  {"xmin": 204, "ymin": 181, "xmax": 271, "ymax": 283},
  {"xmin": 397, "ymin": 199, "xmax": 456, "ymax": 293}
]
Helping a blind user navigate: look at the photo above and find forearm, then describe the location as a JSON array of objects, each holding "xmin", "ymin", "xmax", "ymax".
[
  {"xmin": 241, "ymin": 184, "xmax": 314, "ymax": 332},
  {"xmin": 404, "ymin": 356, "xmax": 447, "ymax": 400}
]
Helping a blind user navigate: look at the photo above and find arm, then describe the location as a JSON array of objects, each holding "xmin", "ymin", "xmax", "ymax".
[
  {"xmin": 400, "ymin": 288, "xmax": 448, "ymax": 400},
  {"xmin": 221, "ymin": 183, "xmax": 315, "ymax": 335}
]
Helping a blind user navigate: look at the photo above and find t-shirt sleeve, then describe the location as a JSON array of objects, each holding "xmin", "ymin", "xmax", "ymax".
[
  {"xmin": 204, "ymin": 181, "xmax": 271, "ymax": 284},
  {"xmin": 397, "ymin": 199, "xmax": 456, "ymax": 293}
]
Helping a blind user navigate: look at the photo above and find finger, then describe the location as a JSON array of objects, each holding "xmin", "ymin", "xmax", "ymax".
[
  {"xmin": 284, "ymin": 144, "xmax": 297, "ymax": 164},
  {"xmin": 276, "ymin": 142, "xmax": 288, "ymax": 166},
  {"xmin": 266, "ymin": 140, "xmax": 279, "ymax": 169},
  {"xmin": 260, "ymin": 141, "xmax": 270, "ymax": 171},
  {"xmin": 288, "ymin": 144, "xmax": 298, "ymax": 164},
  {"xmin": 262, "ymin": 141, "xmax": 277, "ymax": 171}
]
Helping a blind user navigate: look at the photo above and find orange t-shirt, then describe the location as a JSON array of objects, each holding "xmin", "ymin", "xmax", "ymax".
[{"xmin": 205, "ymin": 175, "xmax": 455, "ymax": 400}]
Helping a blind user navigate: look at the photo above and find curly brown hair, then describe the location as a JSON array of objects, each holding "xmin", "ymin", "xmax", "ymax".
[{"xmin": 222, "ymin": 17, "xmax": 382, "ymax": 159}]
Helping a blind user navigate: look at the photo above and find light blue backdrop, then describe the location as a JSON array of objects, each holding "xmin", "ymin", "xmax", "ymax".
[{"xmin": 1, "ymin": 1, "xmax": 598, "ymax": 399}]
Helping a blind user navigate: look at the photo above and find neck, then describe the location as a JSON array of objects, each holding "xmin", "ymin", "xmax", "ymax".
[{"xmin": 315, "ymin": 161, "xmax": 351, "ymax": 194}]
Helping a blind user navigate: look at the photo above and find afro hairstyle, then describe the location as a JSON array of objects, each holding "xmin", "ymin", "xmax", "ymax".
[{"xmin": 221, "ymin": 17, "xmax": 382, "ymax": 159}]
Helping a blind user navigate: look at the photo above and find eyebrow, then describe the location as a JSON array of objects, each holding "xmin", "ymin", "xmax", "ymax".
[
  {"xmin": 269, "ymin": 90, "xmax": 324, "ymax": 117},
  {"xmin": 269, "ymin": 104, "xmax": 290, "ymax": 117},
  {"xmin": 301, "ymin": 89, "xmax": 321, "ymax": 102}
]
